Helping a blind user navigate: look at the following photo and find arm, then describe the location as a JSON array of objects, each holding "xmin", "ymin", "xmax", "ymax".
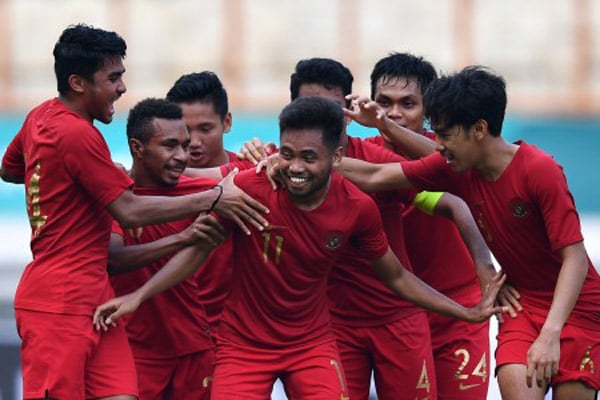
[
  {"xmin": 94, "ymin": 215, "xmax": 227, "ymax": 330},
  {"xmin": 430, "ymin": 192, "xmax": 522, "ymax": 319},
  {"xmin": 183, "ymin": 166, "xmax": 224, "ymax": 179},
  {"xmin": 337, "ymin": 157, "xmax": 412, "ymax": 192},
  {"xmin": 526, "ymin": 242, "xmax": 588, "ymax": 388},
  {"xmin": 343, "ymin": 95, "xmax": 435, "ymax": 159},
  {"xmin": 107, "ymin": 168, "xmax": 269, "ymax": 234},
  {"xmin": 108, "ymin": 214, "xmax": 218, "ymax": 275},
  {"xmin": 371, "ymin": 248, "xmax": 506, "ymax": 322}
]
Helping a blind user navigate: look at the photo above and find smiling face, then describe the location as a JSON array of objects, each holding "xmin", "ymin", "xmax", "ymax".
[
  {"xmin": 178, "ymin": 101, "xmax": 231, "ymax": 168},
  {"xmin": 278, "ymin": 128, "xmax": 341, "ymax": 209},
  {"xmin": 133, "ymin": 118, "xmax": 190, "ymax": 187},
  {"xmin": 433, "ymin": 123, "xmax": 482, "ymax": 173},
  {"xmin": 374, "ymin": 76, "xmax": 425, "ymax": 134},
  {"xmin": 82, "ymin": 56, "xmax": 127, "ymax": 124}
]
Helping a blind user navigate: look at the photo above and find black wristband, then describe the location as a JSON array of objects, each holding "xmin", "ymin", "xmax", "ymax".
[{"xmin": 208, "ymin": 184, "xmax": 223, "ymax": 213}]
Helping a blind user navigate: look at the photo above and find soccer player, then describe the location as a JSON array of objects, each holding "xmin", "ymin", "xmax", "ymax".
[
  {"xmin": 94, "ymin": 96, "xmax": 506, "ymax": 399},
  {"xmin": 337, "ymin": 66, "xmax": 600, "ymax": 400},
  {"xmin": 239, "ymin": 57, "xmax": 500, "ymax": 399},
  {"xmin": 108, "ymin": 98, "xmax": 228, "ymax": 399},
  {"xmin": 361, "ymin": 52, "xmax": 497, "ymax": 399},
  {"xmin": 166, "ymin": 71, "xmax": 238, "ymax": 333},
  {"xmin": 0, "ymin": 24, "xmax": 267, "ymax": 399}
]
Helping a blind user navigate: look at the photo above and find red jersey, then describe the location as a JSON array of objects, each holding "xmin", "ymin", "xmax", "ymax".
[
  {"xmin": 218, "ymin": 169, "xmax": 389, "ymax": 348},
  {"xmin": 110, "ymin": 176, "xmax": 217, "ymax": 358},
  {"xmin": 2, "ymin": 98, "xmax": 132, "ymax": 316},
  {"xmin": 366, "ymin": 135, "xmax": 479, "ymax": 296},
  {"xmin": 402, "ymin": 142, "xmax": 600, "ymax": 329},
  {"xmin": 327, "ymin": 136, "xmax": 422, "ymax": 326},
  {"xmin": 196, "ymin": 150, "xmax": 237, "ymax": 326}
]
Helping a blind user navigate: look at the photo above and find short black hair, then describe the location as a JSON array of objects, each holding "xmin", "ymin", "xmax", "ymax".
[
  {"xmin": 370, "ymin": 52, "xmax": 437, "ymax": 99},
  {"xmin": 166, "ymin": 71, "xmax": 229, "ymax": 120},
  {"xmin": 290, "ymin": 58, "xmax": 353, "ymax": 107},
  {"xmin": 279, "ymin": 96, "xmax": 344, "ymax": 153},
  {"xmin": 53, "ymin": 23, "xmax": 126, "ymax": 95},
  {"xmin": 126, "ymin": 98, "xmax": 183, "ymax": 145},
  {"xmin": 424, "ymin": 66, "xmax": 507, "ymax": 137}
]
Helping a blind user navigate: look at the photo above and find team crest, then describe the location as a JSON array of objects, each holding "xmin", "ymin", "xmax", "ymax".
[
  {"xmin": 325, "ymin": 231, "xmax": 344, "ymax": 250},
  {"xmin": 509, "ymin": 197, "xmax": 530, "ymax": 219}
]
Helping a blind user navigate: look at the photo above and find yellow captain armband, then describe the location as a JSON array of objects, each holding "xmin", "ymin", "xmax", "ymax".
[{"xmin": 412, "ymin": 191, "xmax": 444, "ymax": 215}]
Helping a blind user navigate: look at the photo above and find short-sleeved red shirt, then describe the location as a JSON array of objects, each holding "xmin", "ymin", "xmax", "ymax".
[
  {"xmin": 110, "ymin": 176, "xmax": 217, "ymax": 358},
  {"xmin": 218, "ymin": 169, "xmax": 389, "ymax": 348},
  {"xmin": 327, "ymin": 136, "xmax": 422, "ymax": 326},
  {"xmin": 2, "ymin": 98, "xmax": 132, "ymax": 315},
  {"xmin": 402, "ymin": 142, "xmax": 600, "ymax": 329}
]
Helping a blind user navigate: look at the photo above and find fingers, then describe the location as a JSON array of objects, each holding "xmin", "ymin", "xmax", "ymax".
[
  {"xmin": 93, "ymin": 304, "xmax": 118, "ymax": 332},
  {"xmin": 238, "ymin": 138, "xmax": 268, "ymax": 165},
  {"xmin": 526, "ymin": 361, "xmax": 535, "ymax": 388}
]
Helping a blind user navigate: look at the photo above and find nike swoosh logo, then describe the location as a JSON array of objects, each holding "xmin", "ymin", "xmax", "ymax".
[{"xmin": 459, "ymin": 383, "xmax": 481, "ymax": 390}]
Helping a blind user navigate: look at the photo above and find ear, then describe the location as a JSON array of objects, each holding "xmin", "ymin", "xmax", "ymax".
[
  {"xmin": 68, "ymin": 74, "xmax": 86, "ymax": 94},
  {"xmin": 332, "ymin": 145, "xmax": 343, "ymax": 167},
  {"xmin": 129, "ymin": 138, "xmax": 145, "ymax": 159},
  {"xmin": 473, "ymin": 119, "xmax": 488, "ymax": 141},
  {"xmin": 223, "ymin": 112, "xmax": 232, "ymax": 134}
]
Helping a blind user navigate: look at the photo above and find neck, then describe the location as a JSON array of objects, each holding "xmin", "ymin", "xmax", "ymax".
[
  {"xmin": 475, "ymin": 136, "xmax": 519, "ymax": 181},
  {"xmin": 58, "ymin": 94, "xmax": 92, "ymax": 123}
]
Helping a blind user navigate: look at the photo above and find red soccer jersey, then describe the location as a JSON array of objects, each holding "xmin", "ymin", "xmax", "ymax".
[
  {"xmin": 2, "ymin": 98, "xmax": 132, "ymax": 316},
  {"xmin": 402, "ymin": 142, "xmax": 600, "ymax": 329},
  {"xmin": 196, "ymin": 150, "xmax": 237, "ymax": 326},
  {"xmin": 218, "ymin": 169, "xmax": 389, "ymax": 348},
  {"xmin": 110, "ymin": 176, "xmax": 217, "ymax": 358},
  {"xmin": 365, "ymin": 134, "xmax": 479, "ymax": 296},
  {"xmin": 327, "ymin": 136, "xmax": 422, "ymax": 326}
]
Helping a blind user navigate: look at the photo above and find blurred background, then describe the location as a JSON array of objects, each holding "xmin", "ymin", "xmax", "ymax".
[{"xmin": 1, "ymin": 0, "xmax": 599, "ymax": 399}]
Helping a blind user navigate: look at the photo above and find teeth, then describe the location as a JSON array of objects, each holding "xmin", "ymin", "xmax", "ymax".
[{"xmin": 289, "ymin": 176, "xmax": 307, "ymax": 184}]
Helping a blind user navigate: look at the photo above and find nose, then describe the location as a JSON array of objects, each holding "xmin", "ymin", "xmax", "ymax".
[
  {"xmin": 289, "ymin": 158, "xmax": 305, "ymax": 174},
  {"xmin": 387, "ymin": 104, "xmax": 403, "ymax": 119},
  {"xmin": 189, "ymin": 134, "xmax": 203, "ymax": 149},
  {"xmin": 434, "ymin": 135, "xmax": 445, "ymax": 152},
  {"xmin": 174, "ymin": 145, "xmax": 188, "ymax": 163},
  {"xmin": 117, "ymin": 79, "xmax": 127, "ymax": 95}
]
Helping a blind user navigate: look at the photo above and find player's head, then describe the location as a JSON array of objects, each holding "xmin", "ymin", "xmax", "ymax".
[
  {"xmin": 290, "ymin": 58, "xmax": 353, "ymax": 108},
  {"xmin": 126, "ymin": 98, "xmax": 189, "ymax": 187},
  {"xmin": 166, "ymin": 71, "xmax": 232, "ymax": 168},
  {"xmin": 424, "ymin": 66, "xmax": 507, "ymax": 172},
  {"xmin": 278, "ymin": 96, "xmax": 344, "ymax": 206},
  {"xmin": 370, "ymin": 52, "xmax": 437, "ymax": 134},
  {"xmin": 53, "ymin": 24, "xmax": 127, "ymax": 124}
]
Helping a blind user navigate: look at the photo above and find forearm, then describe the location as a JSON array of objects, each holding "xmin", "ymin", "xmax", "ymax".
[
  {"xmin": 108, "ymin": 232, "xmax": 191, "ymax": 275},
  {"xmin": 131, "ymin": 244, "xmax": 210, "ymax": 304},
  {"xmin": 109, "ymin": 187, "xmax": 220, "ymax": 228},
  {"xmin": 541, "ymin": 243, "xmax": 588, "ymax": 334},
  {"xmin": 338, "ymin": 158, "xmax": 411, "ymax": 192},
  {"xmin": 379, "ymin": 117, "xmax": 435, "ymax": 159}
]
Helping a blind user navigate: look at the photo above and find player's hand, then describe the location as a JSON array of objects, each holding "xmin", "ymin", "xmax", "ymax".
[
  {"xmin": 236, "ymin": 137, "xmax": 276, "ymax": 165},
  {"xmin": 93, "ymin": 293, "xmax": 141, "ymax": 332},
  {"xmin": 495, "ymin": 283, "xmax": 522, "ymax": 322},
  {"xmin": 526, "ymin": 330, "xmax": 560, "ymax": 388},
  {"xmin": 215, "ymin": 168, "xmax": 269, "ymax": 234},
  {"xmin": 466, "ymin": 271, "xmax": 508, "ymax": 322},
  {"xmin": 255, "ymin": 153, "xmax": 282, "ymax": 191},
  {"xmin": 182, "ymin": 213, "xmax": 228, "ymax": 247},
  {"xmin": 343, "ymin": 94, "xmax": 387, "ymax": 131}
]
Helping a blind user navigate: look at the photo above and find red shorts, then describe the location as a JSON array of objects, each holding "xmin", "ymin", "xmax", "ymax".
[
  {"xmin": 428, "ymin": 304, "xmax": 490, "ymax": 400},
  {"xmin": 135, "ymin": 349, "xmax": 215, "ymax": 400},
  {"xmin": 333, "ymin": 311, "xmax": 436, "ymax": 400},
  {"xmin": 496, "ymin": 306, "xmax": 600, "ymax": 390},
  {"xmin": 211, "ymin": 339, "xmax": 348, "ymax": 399},
  {"xmin": 16, "ymin": 309, "xmax": 137, "ymax": 399}
]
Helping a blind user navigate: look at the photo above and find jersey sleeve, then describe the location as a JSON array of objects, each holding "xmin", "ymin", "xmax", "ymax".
[
  {"xmin": 2, "ymin": 128, "xmax": 25, "ymax": 176},
  {"xmin": 111, "ymin": 219, "xmax": 125, "ymax": 236},
  {"xmin": 412, "ymin": 191, "xmax": 444, "ymax": 216},
  {"xmin": 349, "ymin": 195, "xmax": 389, "ymax": 260},
  {"xmin": 60, "ymin": 124, "xmax": 132, "ymax": 208},
  {"xmin": 401, "ymin": 152, "xmax": 457, "ymax": 193},
  {"xmin": 528, "ymin": 156, "xmax": 584, "ymax": 251}
]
